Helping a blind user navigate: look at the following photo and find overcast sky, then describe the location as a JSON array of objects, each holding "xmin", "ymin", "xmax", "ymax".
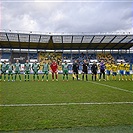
[{"xmin": 1, "ymin": 0, "xmax": 133, "ymax": 33}]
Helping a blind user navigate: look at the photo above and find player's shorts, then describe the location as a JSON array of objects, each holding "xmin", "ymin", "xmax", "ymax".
[
  {"xmin": 112, "ymin": 72, "xmax": 117, "ymax": 76},
  {"xmin": 106, "ymin": 70, "xmax": 110, "ymax": 75},
  {"xmin": 100, "ymin": 69, "xmax": 105, "ymax": 73},
  {"xmin": 125, "ymin": 71, "xmax": 130, "ymax": 75},
  {"xmin": 8, "ymin": 71, "xmax": 13, "ymax": 75},
  {"xmin": 1, "ymin": 70, "xmax": 6, "ymax": 74},
  {"xmin": 63, "ymin": 70, "xmax": 68, "ymax": 75},
  {"xmin": 33, "ymin": 71, "xmax": 38, "ymax": 75},
  {"xmin": 42, "ymin": 71, "xmax": 48, "ymax": 75},
  {"xmin": 73, "ymin": 70, "xmax": 78, "ymax": 74},
  {"xmin": 25, "ymin": 70, "xmax": 30, "ymax": 74},
  {"xmin": 52, "ymin": 70, "xmax": 57, "ymax": 74},
  {"xmin": 92, "ymin": 71, "xmax": 97, "ymax": 75},
  {"xmin": 119, "ymin": 70, "xmax": 124, "ymax": 75},
  {"xmin": 82, "ymin": 70, "xmax": 88, "ymax": 74},
  {"xmin": 15, "ymin": 71, "xmax": 20, "ymax": 74}
]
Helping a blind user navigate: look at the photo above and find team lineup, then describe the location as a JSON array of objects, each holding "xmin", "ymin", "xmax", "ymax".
[{"xmin": 0, "ymin": 59, "xmax": 133, "ymax": 82}]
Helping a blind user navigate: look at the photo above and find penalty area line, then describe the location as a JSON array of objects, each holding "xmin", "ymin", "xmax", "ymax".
[
  {"xmin": 88, "ymin": 81, "xmax": 133, "ymax": 94},
  {"xmin": 0, "ymin": 102, "xmax": 133, "ymax": 107}
]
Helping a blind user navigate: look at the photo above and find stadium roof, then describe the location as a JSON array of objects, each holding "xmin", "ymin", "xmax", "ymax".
[{"xmin": 0, "ymin": 31, "xmax": 133, "ymax": 50}]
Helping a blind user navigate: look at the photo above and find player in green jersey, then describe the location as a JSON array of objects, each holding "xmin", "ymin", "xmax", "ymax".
[
  {"xmin": 42, "ymin": 61, "xmax": 49, "ymax": 81},
  {"xmin": 7, "ymin": 62, "xmax": 14, "ymax": 81},
  {"xmin": 32, "ymin": 61, "xmax": 40, "ymax": 81},
  {"xmin": 0, "ymin": 60, "xmax": 8, "ymax": 81},
  {"xmin": 62, "ymin": 61, "xmax": 69, "ymax": 81},
  {"xmin": 14, "ymin": 60, "xmax": 21, "ymax": 81},
  {"xmin": 24, "ymin": 60, "xmax": 31, "ymax": 81}
]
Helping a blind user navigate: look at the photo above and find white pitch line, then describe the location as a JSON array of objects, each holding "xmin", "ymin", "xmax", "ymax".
[
  {"xmin": 0, "ymin": 102, "xmax": 133, "ymax": 107},
  {"xmin": 88, "ymin": 81, "xmax": 133, "ymax": 94}
]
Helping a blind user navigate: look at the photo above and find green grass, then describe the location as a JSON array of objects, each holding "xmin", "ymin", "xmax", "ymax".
[{"xmin": 0, "ymin": 74, "xmax": 133, "ymax": 132}]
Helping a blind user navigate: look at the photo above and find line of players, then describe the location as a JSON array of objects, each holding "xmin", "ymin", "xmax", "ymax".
[
  {"xmin": 72, "ymin": 59, "xmax": 132, "ymax": 81},
  {"xmin": 0, "ymin": 59, "xmax": 133, "ymax": 81}
]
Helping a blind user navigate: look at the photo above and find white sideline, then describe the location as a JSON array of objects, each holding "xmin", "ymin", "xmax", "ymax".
[
  {"xmin": 88, "ymin": 81, "xmax": 133, "ymax": 94},
  {"xmin": 0, "ymin": 102, "xmax": 133, "ymax": 107}
]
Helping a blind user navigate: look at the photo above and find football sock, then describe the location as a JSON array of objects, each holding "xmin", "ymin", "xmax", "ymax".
[
  {"xmin": 52, "ymin": 73, "xmax": 54, "ymax": 79},
  {"xmin": 56, "ymin": 74, "xmax": 58, "ymax": 79},
  {"xmin": 63, "ymin": 75, "xmax": 65, "ymax": 80},
  {"xmin": 77, "ymin": 75, "xmax": 78, "ymax": 80},
  {"xmin": 25, "ymin": 75, "xmax": 26, "ymax": 80},
  {"xmin": 28, "ymin": 75, "xmax": 29, "ymax": 80},
  {"xmin": 4, "ymin": 74, "xmax": 6, "ymax": 80},
  {"xmin": 86, "ymin": 75, "xmax": 88, "ymax": 81},
  {"xmin": 95, "ymin": 75, "xmax": 96, "ymax": 81},
  {"xmin": 42, "ymin": 75, "xmax": 44, "ymax": 79},
  {"xmin": 37, "ymin": 75, "xmax": 39, "ymax": 80},
  {"xmin": 33, "ymin": 75, "xmax": 35, "ymax": 80},
  {"xmin": 12, "ymin": 75, "xmax": 13, "ymax": 80},
  {"xmin": 82, "ymin": 74, "xmax": 84, "ymax": 80},
  {"xmin": 46, "ymin": 75, "xmax": 48, "ymax": 80},
  {"xmin": 15, "ymin": 75, "xmax": 17, "ymax": 80},
  {"xmin": 66, "ymin": 74, "xmax": 68, "ymax": 80},
  {"xmin": 8, "ymin": 75, "xmax": 10, "ymax": 80},
  {"xmin": 19, "ymin": 75, "xmax": 21, "ymax": 80}
]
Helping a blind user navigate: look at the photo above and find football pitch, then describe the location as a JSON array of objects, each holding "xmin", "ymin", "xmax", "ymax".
[{"xmin": 0, "ymin": 74, "xmax": 133, "ymax": 133}]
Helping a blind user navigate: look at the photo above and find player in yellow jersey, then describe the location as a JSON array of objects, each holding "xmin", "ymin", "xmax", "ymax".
[
  {"xmin": 111, "ymin": 62, "xmax": 118, "ymax": 81},
  {"xmin": 105, "ymin": 62, "xmax": 112, "ymax": 80},
  {"xmin": 118, "ymin": 61, "xmax": 125, "ymax": 81},
  {"xmin": 124, "ymin": 62, "xmax": 131, "ymax": 81}
]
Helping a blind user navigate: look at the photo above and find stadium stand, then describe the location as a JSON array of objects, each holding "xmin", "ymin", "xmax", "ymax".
[
  {"xmin": 112, "ymin": 53, "xmax": 133, "ymax": 63},
  {"xmin": 11, "ymin": 52, "xmax": 28, "ymax": 64},
  {"xmin": 0, "ymin": 52, "xmax": 11, "ymax": 62},
  {"xmin": 62, "ymin": 53, "xmax": 71, "ymax": 60},
  {"xmin": 97, "ymin": 54, "xmax": 115, "ymax": 64},
  {"xmin": 28, "ymin": 53, "xmax": 38, "ymax": 64},
  {"xmin": 28, "ymin": 53, "xmax": 38, "ymax": 59},
  {"xmin": 1, "ymin": 52, "xmax": 11, "ymax": 59},
  {"xmin": 38, "ymin": 52, "xmax": 62, "ymax": 70}
]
